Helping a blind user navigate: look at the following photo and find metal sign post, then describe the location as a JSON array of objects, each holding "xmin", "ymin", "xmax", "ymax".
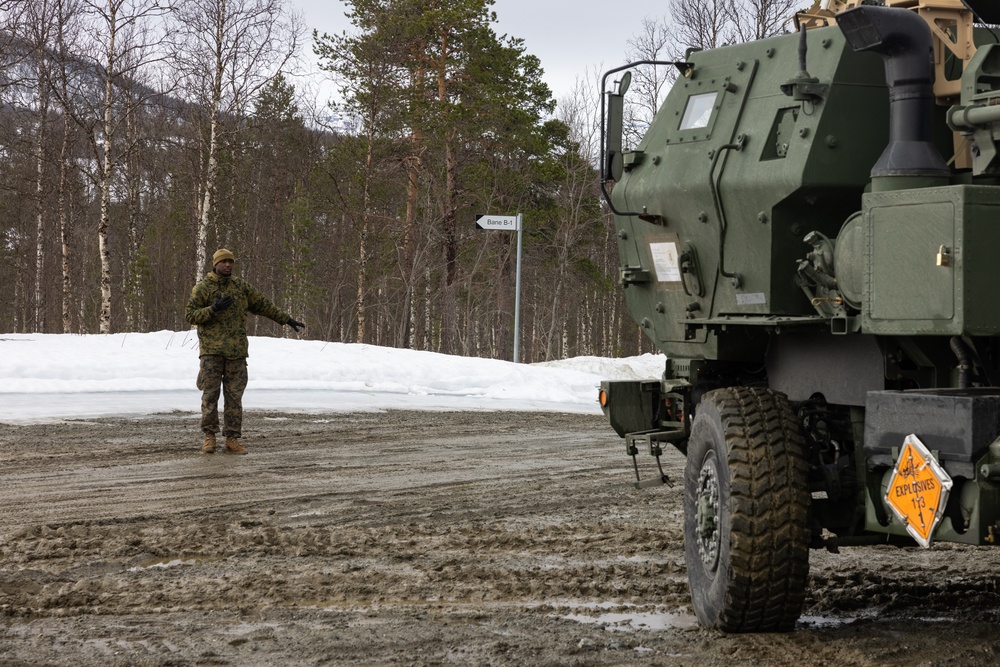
[{"xmin": 475, "ymin": 213, "xmax": 523, "ymax": 363}]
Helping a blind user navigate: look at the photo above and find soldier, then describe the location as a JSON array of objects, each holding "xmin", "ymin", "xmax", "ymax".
[{"xmin": 185, "ymin": 248, "xmax": 305, "ymax": 455}]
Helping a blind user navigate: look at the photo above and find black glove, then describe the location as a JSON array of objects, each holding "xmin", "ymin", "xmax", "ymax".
[
  {"xmin": 211, "ymin": 295, "xmax": 234, "ymax": 313},
  {"xmin": 288, "ymin": 318, "xmax": 305, "ymax": 332}
]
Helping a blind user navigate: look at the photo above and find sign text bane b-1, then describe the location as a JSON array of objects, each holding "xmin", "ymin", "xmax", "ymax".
[{"xmin": 475, "ymin": 214, "xmax": 520, "ymax": 231}]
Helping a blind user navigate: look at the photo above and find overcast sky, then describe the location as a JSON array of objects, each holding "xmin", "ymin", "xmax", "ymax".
[{"xmin": 289, "ymin": 0, "xmax": 665, "ymax": 104}]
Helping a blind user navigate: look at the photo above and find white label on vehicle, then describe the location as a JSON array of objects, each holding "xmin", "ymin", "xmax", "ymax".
[
  {"xmin": 649, "ymin": 242, "xmax": 681, "ymax": 282},
  {"xmin": 736, "ymin": 292, "xmax": 766, "ymax": 306}
]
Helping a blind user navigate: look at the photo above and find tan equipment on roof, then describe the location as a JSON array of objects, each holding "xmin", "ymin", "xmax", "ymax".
[{"xmin": 797, "ymin": 0, "xmax": 983, "ymax": 104}]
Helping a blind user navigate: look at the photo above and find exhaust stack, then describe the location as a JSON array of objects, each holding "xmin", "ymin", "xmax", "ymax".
[{"xmin": 837, "ymin": 6, "xmax": 949, "ymax": 188}]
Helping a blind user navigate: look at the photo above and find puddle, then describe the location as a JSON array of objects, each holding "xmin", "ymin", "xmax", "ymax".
[
  {"xmin": 797, "ymin": 614, "xmax": 867, "ymax": 628},
  {"xmin": 559, "ymin": 602, "xmax": 700, "ymax": 632},
  {"xmin": 129, "ymin": 556, "xmax": 222, "ymax": 571},
  {"xmin": 798, "ymin": 611, "xmax": 957, "ymax": 629}
]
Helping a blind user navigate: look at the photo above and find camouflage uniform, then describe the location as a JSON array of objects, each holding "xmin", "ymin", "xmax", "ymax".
[{"xmin": 185, "ymin": 271, "xmax": 291, "ymax": 438}]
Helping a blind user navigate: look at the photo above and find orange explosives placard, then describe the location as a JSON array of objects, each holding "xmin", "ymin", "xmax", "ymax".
[{"xmin": 885, "ymin": 435, "xmax": 953, "ymax": 548}]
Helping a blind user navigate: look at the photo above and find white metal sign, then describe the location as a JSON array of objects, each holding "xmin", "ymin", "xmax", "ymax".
[
  {"xmin": 474, "ymin": 212, "xmax": 524, "ymax": 363},
  {"xmin": 649, "ymin": 242, "xmax": 682, "ymax": 282},
  {"xmin": 475, "ymin": 214, "xmax": 521, "ymax": 231}
]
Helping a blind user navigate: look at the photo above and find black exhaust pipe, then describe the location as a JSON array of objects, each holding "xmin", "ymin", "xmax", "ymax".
[{"xmin": 837, "ymin": 6, "xmax": 949, "ymax": 185}]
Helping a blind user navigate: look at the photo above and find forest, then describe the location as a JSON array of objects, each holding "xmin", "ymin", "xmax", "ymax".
[{"xmin": 0, "ymin": 0, "xmax": 796, "ymax": 362}]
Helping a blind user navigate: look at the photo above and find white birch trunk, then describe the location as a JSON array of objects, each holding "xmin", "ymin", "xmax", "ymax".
[
  {"xmin": 194, "ymin": 110, "xmax": 219, "ymax": 284},
  {"xmin": 97, "ymin": 1, "xmax": 116, "ymax": 335},
  {"xmin": 59, "ymin": 112, "xmax": 72, "ymax": 333},
  {"xmin": 34, "ymin": 105, "xmax": 47, "ymax": 332}
]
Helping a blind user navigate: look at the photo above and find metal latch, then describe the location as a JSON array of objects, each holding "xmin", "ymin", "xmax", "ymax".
[{"xmin": 621, "ymin": 266, "xmax": 651, "ymax": 286}]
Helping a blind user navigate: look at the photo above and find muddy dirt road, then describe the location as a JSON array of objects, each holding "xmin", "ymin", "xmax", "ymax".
[{"xmin": 2, "ymin": 410, "xmax": 1000, "ymax": 666}]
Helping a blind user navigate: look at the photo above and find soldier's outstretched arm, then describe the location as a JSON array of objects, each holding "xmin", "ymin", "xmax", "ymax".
[{"xmin": 245, "ymin": 282, "xmax": 292, "ymax": 326}]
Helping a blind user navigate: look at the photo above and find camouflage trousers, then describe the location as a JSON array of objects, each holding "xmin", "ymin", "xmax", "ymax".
[{"xmin": 197, "ymin": 355, "xmax": 248, "ymax": 438}]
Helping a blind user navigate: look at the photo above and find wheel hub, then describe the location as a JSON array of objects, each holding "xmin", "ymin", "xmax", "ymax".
[{"xmin": 695, "ymin": 457, "xmax": 721, "ymax": 571}]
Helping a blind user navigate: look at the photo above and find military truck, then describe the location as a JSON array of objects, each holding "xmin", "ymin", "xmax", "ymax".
[{"xmin": 598, "ymin": 0, "xmax": 1000, "ymax": 632}]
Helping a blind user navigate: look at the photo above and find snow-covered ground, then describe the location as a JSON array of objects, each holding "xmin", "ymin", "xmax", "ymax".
[{"xmin": 0, "ymin": 331, "xmax": 665, "ymax": 423}]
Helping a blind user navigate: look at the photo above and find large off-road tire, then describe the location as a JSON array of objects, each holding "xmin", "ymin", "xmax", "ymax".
[{"xmin": 683, "ymin": 386, "xmax": 810, "ymax": 632}]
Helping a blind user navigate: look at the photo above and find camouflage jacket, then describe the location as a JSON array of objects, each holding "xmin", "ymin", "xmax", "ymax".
[{"xmin": 185, "ymin": 272, "xmax": 291, "ymax": 359}]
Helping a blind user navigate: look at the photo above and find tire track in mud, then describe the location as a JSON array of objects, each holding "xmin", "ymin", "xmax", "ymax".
[
  {"xmin": 1, "ymin": 411, "xmax": 688, "ymax": 619},
  {"xmin": 0, "ymin": 412, "xmax": 620, "ymax": 527},
  {"xmin": 5, "ymin": 410, "xmax": 1000, "ymax": 666}
]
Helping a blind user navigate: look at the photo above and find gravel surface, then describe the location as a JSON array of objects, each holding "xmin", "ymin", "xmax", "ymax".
[{"xmin": 3, "ymin": 410, "xmax": 1000, "ymax": 666}]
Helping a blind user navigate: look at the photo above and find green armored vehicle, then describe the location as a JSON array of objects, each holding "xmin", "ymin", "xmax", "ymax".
[{"xmin": 599, "ymin": 0, "xmax": 1000, "ymax": 632}]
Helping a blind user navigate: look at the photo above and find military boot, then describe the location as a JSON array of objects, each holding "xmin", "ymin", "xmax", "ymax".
[
  {"xmin": 201, "ymin": 432, "xmax": 217, "ymax": 454},
  {"xmin": 224, "ymin": 436, "xmax": 247, "ymax": 455}
]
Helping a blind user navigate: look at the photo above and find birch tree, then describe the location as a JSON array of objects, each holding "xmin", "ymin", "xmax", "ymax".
[
  {"xmin": 728, "ymin": 0, "xmax": 798, "ymax": 43},
  {"xmin": 43, "ymin": 0, "xmax": 87, "ymax": 333},
  {"xmin": 0, "ymin": 1, "xmax": 31, "ymax": 95},
  {"xmin": 667, "ymin": 0, "xmax": 796, "ymax": 52},
  {"xmin": 171, "ymin": 0, "xmax": 301, "ymax": 283},
  {"xmin": 668, "ymin": 0, "xmax": 737, "ymax": 51},
  {"xmin": 23, "ymin": 0, "xmax": 57, "ymax": 332},
  {"xmin": 66, "ymin": 0, "xmax": 171, "ymax": 333},
  {"xmin": 623, "ymin": 16, "xmax": 677, "ymax": 148}
]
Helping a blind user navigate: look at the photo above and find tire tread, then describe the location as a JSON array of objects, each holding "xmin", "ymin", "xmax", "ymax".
[{"xmin": 703, "ymin": 386, "xmax": 809, "ymax": 632}]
